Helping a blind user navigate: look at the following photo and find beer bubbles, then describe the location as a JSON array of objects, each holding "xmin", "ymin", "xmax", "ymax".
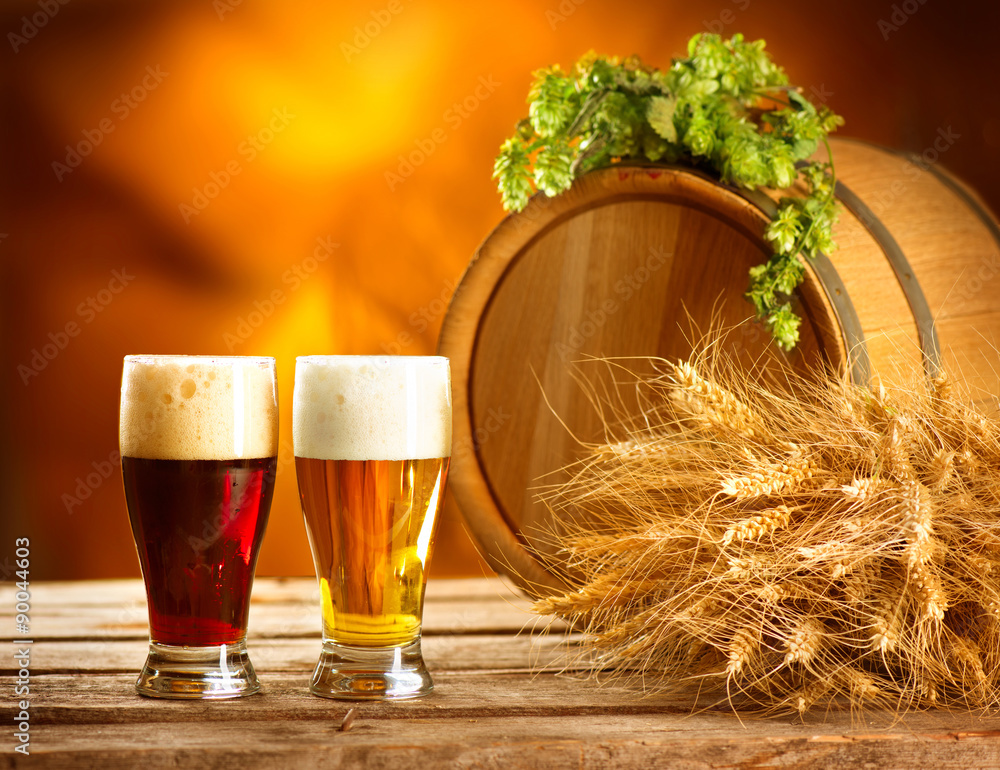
[
  {"xmin": 292, "ymin": 355, "xmax": 451, "ymax": 462},
  {"xmin": 120, "ymin": 355, "xmax": 277, "ymax": 461}
]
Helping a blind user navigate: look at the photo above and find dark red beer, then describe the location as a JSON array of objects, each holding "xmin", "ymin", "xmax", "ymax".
[{"xmin": 123, "ymin": 456, "xmax": 276, "ymax": 646}]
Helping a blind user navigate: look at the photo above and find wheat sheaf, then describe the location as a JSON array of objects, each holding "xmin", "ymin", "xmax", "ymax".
[{"xmin": 532, "ymin": 355, "xmax": 1000, "ymax": 715}]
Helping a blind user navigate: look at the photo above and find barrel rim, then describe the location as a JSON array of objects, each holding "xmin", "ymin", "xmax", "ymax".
[{"xmin": 438, "ymin": 162, "xmax": 855, "ymax": 596}]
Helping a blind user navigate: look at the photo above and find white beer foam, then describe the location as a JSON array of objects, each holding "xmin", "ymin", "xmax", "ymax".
[
  {"xmin": 120, "ymin": 356, "xmax": 278, "ymax": 460},
  {"xmin": 293, "ymin": 356, "xmax": 451, "ymax": 461}
]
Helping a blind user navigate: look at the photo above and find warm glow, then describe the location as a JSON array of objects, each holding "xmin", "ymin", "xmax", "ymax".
[{"xmin": 3, "ymin": 0, "xmax": 996, "ymax": 580}]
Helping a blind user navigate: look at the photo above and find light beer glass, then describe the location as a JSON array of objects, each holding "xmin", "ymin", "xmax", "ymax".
[
  {"xmin": 120, "ymin": 355, "xmax": 278, "ymax": 698},
  {"xmin": 293, "ymin": 355, "xmax": 451, "ymax": 700}
]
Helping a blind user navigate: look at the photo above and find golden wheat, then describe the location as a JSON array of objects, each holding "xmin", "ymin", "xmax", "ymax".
[
  {"xmin": 532, "ymin": 354, "xmax": 1000, "ymax": 715},
  {"xmin": 783, "ymin": 617, "xmax": 825, "ymax": 667},
  {"xmin": 720, "ymin": 456, "xmax": 817, "ymax": 500},
  {"xmin": 668, "ymin": 360, "xmax": 757, "ymax": 436},
  {"xmin": 726, "ymin": 625, "xmax": 760, "ymax": 676},
  {"xmin": 722, "ymin": 506, "xmax": 792, "ymax": 546},
  {"xmin": 870, "ymin": 581, "xmax": 904, "ymax": 654}
]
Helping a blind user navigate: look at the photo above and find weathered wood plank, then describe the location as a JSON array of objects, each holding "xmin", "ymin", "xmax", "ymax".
[
  {"xmin": 0, "ymin": 578, "xmax": 553, "ymax": 640},
  {"xmin": 0, "ymin": 634, "xmax": 583, "ymax": 674},
  {"xmin": 7, "ymin": 671, "xmax": 691, "ymax": 724},
  {"xmin": 3, "ymin": 713, "xmax": 1000, "ymax": 770},
  {"xmin": 0, "ymin": 577, "xmax": 520, "ymax": 610},
  {"xmin": 0, "ymin": 602, "xmax": 548, "ymax": 641},
  {"xmin": 10, "ymin": 671, "xmax": 1000, "ymax": 730},
  {"xmin": 5, "ymin": 579, "xmax": 1000, "ymax": 769}
]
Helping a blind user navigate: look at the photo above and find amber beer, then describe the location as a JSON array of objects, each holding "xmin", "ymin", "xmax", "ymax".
[
  {"xmin": 120, "ymin": 355, "xmax": 278, "ymax": 699},
  {"xmin": 293, "ymin": 355, "xmax": 451, "ymax": 699},
  {"xmin": 295, "ymin": 456, "xmax": 449, "ymax": 646}
]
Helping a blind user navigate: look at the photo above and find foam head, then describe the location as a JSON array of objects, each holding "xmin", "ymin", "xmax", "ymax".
[
  {"xmin": 120, "ymin": 355, "xmax": 278, "ymax": 461},
  {"xmin": 293, "ymin": 356, "xmax": 451, "ymax": 461}
]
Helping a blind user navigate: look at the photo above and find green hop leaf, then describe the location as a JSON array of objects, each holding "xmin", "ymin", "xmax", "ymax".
[
  {"xmin": 493, "ymin": 137, "xmax": 534, "ymax": 212},
  {"xmin": 528, "ymin": 68, "xmax": 578, "ymax": 136},
  {"xmin": 766, "ymin": 303, "xmax": 801, "ymax": 351},
  {"xmin": 534, "ymin": 139, "xmax": 575, "ymax": 197},
  {"xmin": 647, "ymin": 95, "xmax": 678, "ymax": 143}
]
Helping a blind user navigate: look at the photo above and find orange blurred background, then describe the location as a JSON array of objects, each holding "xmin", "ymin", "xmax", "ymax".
[{"xmin": 2, "ymin": 0, "xmax": 999, "ymax": 579}]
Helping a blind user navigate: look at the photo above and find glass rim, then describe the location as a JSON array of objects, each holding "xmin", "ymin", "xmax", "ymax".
[
  {"xmin": 124, "ymin": 354, "xmax": 276, "ymax": 365},
  {"xmin": 295, "ymin": 355, "xmax": 449, "ymax": 365}
]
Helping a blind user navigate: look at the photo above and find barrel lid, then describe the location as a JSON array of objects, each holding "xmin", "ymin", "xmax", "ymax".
[{"xmin": 438, "ymin": 164, "xmax": 843, "ymax": 597}]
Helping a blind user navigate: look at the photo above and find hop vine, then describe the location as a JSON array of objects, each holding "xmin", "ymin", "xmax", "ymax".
[{"xmin": 493, "ymin": 33, "xmax": 845, "ymax": 351}]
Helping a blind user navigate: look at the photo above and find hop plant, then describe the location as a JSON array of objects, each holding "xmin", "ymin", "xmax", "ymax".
[{"xmin": 493, "ymin": 34, "xmax": 845, "ymax": 352}]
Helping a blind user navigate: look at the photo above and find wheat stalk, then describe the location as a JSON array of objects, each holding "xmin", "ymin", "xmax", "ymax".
[
  {"xmin": 784, "ymin": 617, "xmax": 825, "ymax": 667},
  {"xmin": 668, "ymin": 360, "xmax": 757, "ymax": 437},
  {"xmin": 531, "ymin": 353, "xmax": 1000, "ymax": 715},
  {"xmin": 721, "ymin": 457, "xmax": 816, "ymax": 499},
  {"xmin": 722, "ymin": 506, "xmax": 792, "ymax": 546}
]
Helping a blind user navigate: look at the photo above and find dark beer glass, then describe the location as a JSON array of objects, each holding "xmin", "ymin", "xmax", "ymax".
[
  {"xmin": 120, "ymin": 355, "xmax": 277, "ymax": 698},
  {"xmin": 293, "ymin": 356, "xmax": 451, "ymax": 700}
]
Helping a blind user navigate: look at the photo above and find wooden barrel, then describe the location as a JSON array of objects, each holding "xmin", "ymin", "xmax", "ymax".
[{"xmin": 438, "ymin": 138, "xmax": 1000, "ymax": 596}]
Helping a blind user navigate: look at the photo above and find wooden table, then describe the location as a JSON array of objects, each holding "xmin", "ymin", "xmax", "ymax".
[{"xmin": 3, "ymin": 578, "xmax": 1000, "ymax": 768}]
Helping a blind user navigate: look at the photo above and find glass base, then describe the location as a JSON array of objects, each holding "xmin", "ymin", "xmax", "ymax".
[
  {"xmin": 136, "ymin": 640, "xmax": 260, "ymax": 699},
  {"xmin": 310, "ymin": 638, "xmax": 433, "ymax": 700}
]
